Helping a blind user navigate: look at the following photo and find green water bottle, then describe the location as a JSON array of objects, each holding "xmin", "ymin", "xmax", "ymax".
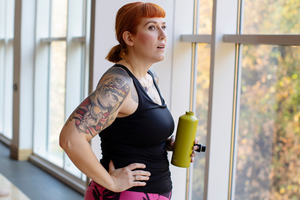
[{"xmin": 171, "ymin": 111, "xmax": 199, "ymax": 168}]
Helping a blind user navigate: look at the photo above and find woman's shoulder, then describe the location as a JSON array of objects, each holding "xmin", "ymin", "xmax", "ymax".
[
  {"xmin": 97, "ymin": 64, "xmax": 132, "ymax": 88},
  {"xmin": 106, "ymin": 64, "xmax": 131, "ymax": 78}
]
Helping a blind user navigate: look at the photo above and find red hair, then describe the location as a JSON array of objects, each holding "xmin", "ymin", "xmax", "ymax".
[{"xmin": 106, "ymin": 2, "xmax": 166, "ymax": 63}]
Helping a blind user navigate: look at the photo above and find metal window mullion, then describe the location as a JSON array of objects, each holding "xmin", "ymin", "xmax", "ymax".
[
  {"xmin": 223, "ymin": 34, "xmax": 300, "ymax": 45},
  {"xmin": 0, "ymin": 0, "xmax": 5, "ymax": 39},
  {"xmin": 46, "ymin": 42, "xmax": 51, "ymax": 153},
  {"xmin": 187, "ymin": 0, "xmax": 200, "ymax": 199},
  {"xmin": 40, "ymin": 37, "xmax": 67, "ymax": 43},
  {"xmin": 49, "ymin": 0, "xmax": 53, "ymax": 37},
  {"xmin": 2, "ymin": 0, "xmax": 15, "ymax": 139},
  {"xmin": 227, "ymin": 36, "xmax": 241, "ymax": 200},
  {"xmin": 82, "ymin": 0, "xmax": 87, "ymax": 37},
  {"xmin": 239, "ymin": 0, "xmax": 245, "ymax": 35},
  {"xmin": 62, "ymin": 0, "xmax": 69, "ymax": 170},
  {"xmin": 229, "ymin": 43, "xmax": 243, "ymax": 200},
  {"xmin": 181, "ymin": 34, "xmax": 211, "ymax": 43},
  {"xmin": 73, "ymin": 36, "xmax": 85, "ymax": 42},
  {"xmin": 46, "ymin": 0, "xmax": 53, "ymax": 155},
  {"xmin": 85, "ymin": 0, "xmax": 94, "ymax": 187},
  {"xmin": 227, "ymin": 0, "xmax": 243, "ymax": 198},
  {"xmin": 0, "ymin": 41, "xmax": 5, "ymax": 134},
  {"xmin": 83, "ymin": 0, "xmax": 91, "ymax": 99},
  {"xmin": 187, "ymin": 42, "xmax": 198, "ymax": 200},
  {"xmin": 80, "ymin": 42, "xmax": 85, "ymax": 101},
  {"xmin": 6, "ymin": 0, "xmax": 14, "ymax": 39},
  {"xmin": 33, "ymin": 0, "xmax": 51, "ymax": 156}
]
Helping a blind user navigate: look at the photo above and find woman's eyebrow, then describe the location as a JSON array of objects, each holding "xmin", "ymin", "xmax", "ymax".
[{"xmin": 144, "ymin": 21, "xmax": 166, "ymax": 26}]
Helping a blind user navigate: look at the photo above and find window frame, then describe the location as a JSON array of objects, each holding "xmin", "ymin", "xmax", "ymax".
[
  {"xmin": 182, "ymin": 0, "xmax": 300, "ymax": 199},
  {"xmin": 0, "ymin": 0, "xmax": 15, "ymax": 140},
  {"xmin": 32, "ymin": 0, "xmax": 91, "ymax": 193}
]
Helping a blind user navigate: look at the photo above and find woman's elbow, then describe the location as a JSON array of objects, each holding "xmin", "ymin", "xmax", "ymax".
[{"xmin": 59, "ymin": 130, "xmax": 70, "ymax": 150}]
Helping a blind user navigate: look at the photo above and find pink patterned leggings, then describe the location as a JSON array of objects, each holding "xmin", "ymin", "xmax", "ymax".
[{"xmin": 84, "ymin": 180, "xmax": 172, "ymax": 200}]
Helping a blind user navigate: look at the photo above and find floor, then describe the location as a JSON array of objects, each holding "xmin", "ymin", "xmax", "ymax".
[
  {"xmin": 0, "ymin": 142, "xmax": 84, "ymax": 200},
  {"xmin": 0, "ymin": 173, "xmax": 30, "ymax": 200}
]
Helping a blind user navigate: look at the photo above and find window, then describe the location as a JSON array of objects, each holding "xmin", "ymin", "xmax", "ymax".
[
  {"xmin": 235, "ymin": 44, "xmax": 300, "ymax": 200},
  {"xmin": 0, "ymin": 0, "xmax": 15, "ymax": 140},
  {"xmin": 33, "ymin": 0, "xmax": 91, "ymax": 182},
  {"xmin": 192, "ymin": 43, "xmax": 211, "ymax": 200},
  {"xmin": 243, "ymin": 0, "xmax": 300, "ymax": 34},
  {"xmin": 180, "ymin": 0, "xmax": 300, "ymax": 199},
  {"xmin": 234, "ymin": 0, "xmax": 300, "ymax": 199},
  {"xmin": 190, "ymin": 0, "xmax": 212, "ymax": 199}
]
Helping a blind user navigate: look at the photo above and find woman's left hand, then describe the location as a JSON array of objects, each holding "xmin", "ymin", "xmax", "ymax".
[
  {"xmin": 191, "ymin": 137, "xmax": 199, "ymax": 163},
  {"xmin": 166, "ymin": 136, "xmax": 199, "ymax": 163}
]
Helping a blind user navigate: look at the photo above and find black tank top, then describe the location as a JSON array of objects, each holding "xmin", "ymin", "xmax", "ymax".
[{"xmin": 99, "ymin": 64, "xmax": 175, "ymax": 194}]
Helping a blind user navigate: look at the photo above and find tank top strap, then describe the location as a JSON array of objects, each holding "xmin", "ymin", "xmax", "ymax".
[
  {"xmin": 113, "ymin": 64, "xmax": 136, "ymax": 79},
  {"xmin": 113, "ymin": 64, "xmax": 149, "ymax": 93},
  {"xmin": 113, "ymin": 64, "xmax": 165, "ymax": 106},
  {"xmin": 147, "ymin": 69, "xmax": 165, "ymax": 105}
]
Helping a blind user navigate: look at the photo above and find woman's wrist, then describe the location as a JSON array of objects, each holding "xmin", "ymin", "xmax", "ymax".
[{"xmin": 105, "ymin": 175, "xmax": 116, "ymax": 192}]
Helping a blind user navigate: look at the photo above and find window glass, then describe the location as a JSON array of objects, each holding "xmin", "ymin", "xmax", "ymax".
[
  {"xmin": 48, "ymin": 41, "xmax": 66, "ymax": 160},
  {"xmin": 0, "ymin": 0, "xmax": 14, "ymax": 139},
  {"xmin": 51, "ymin": 0, "xmax": 68, "ymax": 37},
  {"xmin": 235, "ymin": 45, "xmax": 300, "ymax": 199},
  {"xmin": 34, "ymin": 0, "xmax": 90, "ymax": 182},
  {"xmin": 0, "ymin": 41, "xmax": 3, "ymax": 134},
  {"xmin": 243, "ymin": 0, "xmax": 300, "ymax": 34},
  {"xmin": 2, "ymin": 41, "xmax": 13, "ymax": 139},
  {"xmin": 198, "ymin": 0, "xmax": 213, "ymax": 34},
  {"xmin": 192, "ymin": 43, "xmax": 211, "ymax": 200}
]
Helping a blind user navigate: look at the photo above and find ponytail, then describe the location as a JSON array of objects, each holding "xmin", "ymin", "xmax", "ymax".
[{"xmin": 106, "ymin": 44, "xmax": 124, "ymax": 63}]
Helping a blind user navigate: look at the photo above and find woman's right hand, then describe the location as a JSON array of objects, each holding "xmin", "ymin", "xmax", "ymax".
[{"xmin": 108, "ymin": 160, "xmax": 151, "ymax": 192}]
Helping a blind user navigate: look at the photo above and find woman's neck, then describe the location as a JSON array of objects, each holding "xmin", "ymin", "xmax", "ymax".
[{"xmin": 120, "ymin": 55, "xmax": 152, "ymax": 79}]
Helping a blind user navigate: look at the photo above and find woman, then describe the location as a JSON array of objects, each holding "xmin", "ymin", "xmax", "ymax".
[{"xmin": 59, "ymin": 2, "xmax": 198, "ymax": 200}]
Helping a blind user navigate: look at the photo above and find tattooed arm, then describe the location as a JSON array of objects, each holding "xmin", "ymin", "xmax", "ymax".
[
  {"xmin": 66, "ymin": 67, "xmax": 131, "ymax": 138},
  {"xmin": 59, "ymin": 67, "xmax": 150, "ymax": 192}
]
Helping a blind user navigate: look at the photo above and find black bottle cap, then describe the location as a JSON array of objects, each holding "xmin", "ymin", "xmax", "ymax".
[{"xmin": 195, "ymin": 144, "xmax": 206, "ymax": 153}]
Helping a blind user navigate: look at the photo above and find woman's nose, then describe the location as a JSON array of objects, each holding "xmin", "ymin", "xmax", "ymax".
[{"xmin": 159, "ymin": 28, "xmax": 167, "ymax": 40}]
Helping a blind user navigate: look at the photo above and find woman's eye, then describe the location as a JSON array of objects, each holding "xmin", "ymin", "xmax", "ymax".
[
  {"xmin": 162, "ymin": 26, "xmax": 167, "ymax": 30},
  {"xmin": 148, "ymin": 26, "xmax": 155, "ymax": 30}
]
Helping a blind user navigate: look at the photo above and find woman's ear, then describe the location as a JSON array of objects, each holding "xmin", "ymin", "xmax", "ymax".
[{"xmin": 122, "ymin": 31, "xmax": 134, "ymax": 46}]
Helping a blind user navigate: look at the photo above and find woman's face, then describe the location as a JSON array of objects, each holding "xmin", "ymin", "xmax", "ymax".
[{"xmin": 132, "ymin": 17, "xmax": 167, "ymax": 63}]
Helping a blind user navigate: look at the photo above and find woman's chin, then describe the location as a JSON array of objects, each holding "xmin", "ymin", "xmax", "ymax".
[
  {"xmin": 155, "ymin": 55, "xmax": 165, "ymax": 62},
  {"xmin": 146, "ymin": 54, "xmax": 165, "ymax": 64}
]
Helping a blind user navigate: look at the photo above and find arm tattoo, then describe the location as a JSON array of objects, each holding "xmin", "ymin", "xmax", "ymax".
[{"xmin": 67, "ymin": 68, "xmax": 131, "ymax": 136}]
